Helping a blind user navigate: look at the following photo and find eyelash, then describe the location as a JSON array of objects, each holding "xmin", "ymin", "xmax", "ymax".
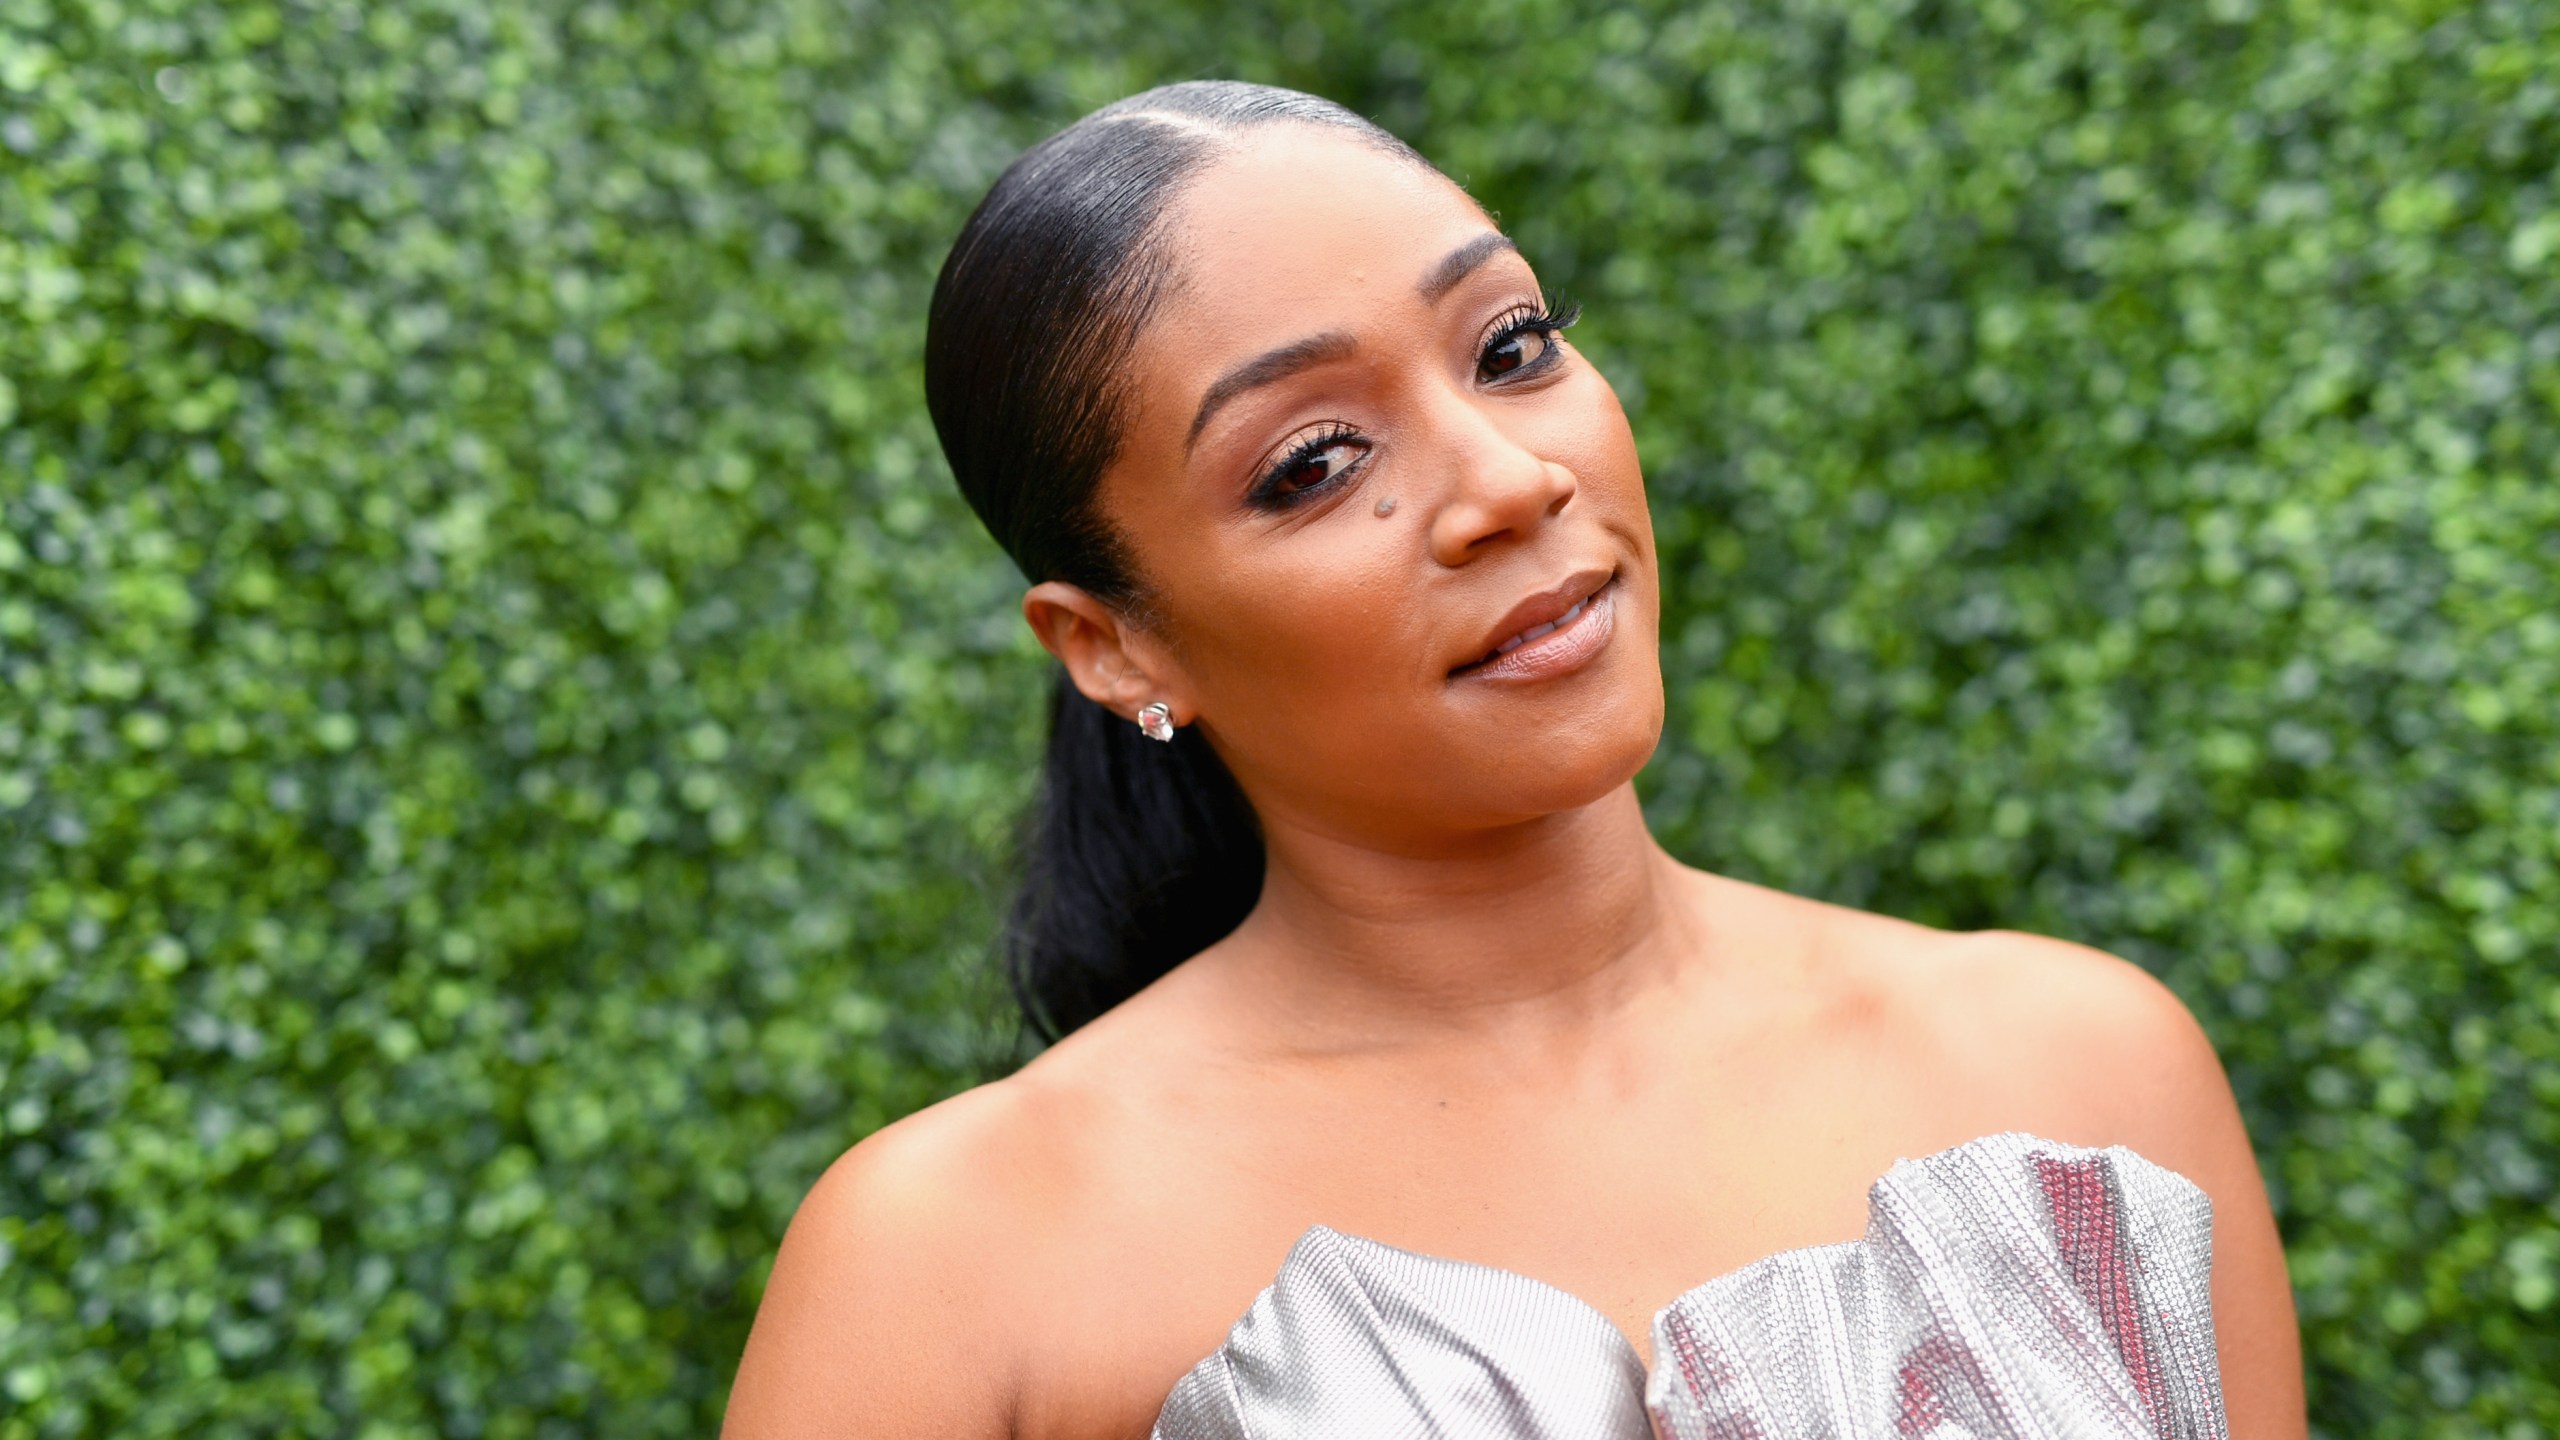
[
  {"xmin": 1248, "ymin": 421, "xmax": 1367, "ymax": 509},
  {"xmin": 1477, "ymin": 296, "xmax": 1582, "ymax": 382},
  {"xmin": 1246, "ymin": 298, "xmax": 1585, "ymax": 511}
]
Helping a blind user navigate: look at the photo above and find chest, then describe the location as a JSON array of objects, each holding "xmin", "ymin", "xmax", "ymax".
[{"xmin": 1007, "ymin": 1043, "xmax": 2021, "ymax": 1439}]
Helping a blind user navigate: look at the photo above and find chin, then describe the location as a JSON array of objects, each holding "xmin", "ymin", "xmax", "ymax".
[{"xmin": 1463, "ymin": 662, "xmax": 1666, "ymax": 822}]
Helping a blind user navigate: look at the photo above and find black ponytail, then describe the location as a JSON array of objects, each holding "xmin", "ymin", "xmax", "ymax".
[
  {"xmin": 1006, "ymin": 674, "xmax": 1265, "ymax": 1039},
  {"xmin": 922, "ymin": 81, "xmax": 1427, "ymax": 1040}
]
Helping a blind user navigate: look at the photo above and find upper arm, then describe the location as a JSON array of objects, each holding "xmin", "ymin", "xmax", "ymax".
[
  {"xmin": 720, "ymin": 1100, "xmax": 1022, "ymax": 1440},
  {"xmin": 1968, "ymin": 932, "xmax": 2308, "ymax": 1440}
]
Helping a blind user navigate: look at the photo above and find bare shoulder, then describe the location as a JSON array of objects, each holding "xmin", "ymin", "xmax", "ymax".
[
  {"xmin": 1688, "ymin": 874, "xmax": 2243, "ymax": 1184},
  {"xmin": 1902, "ymin": 927, "xmax": 2231, "ymax": 1162},
  {"xmin": 719, "ymin": 1060, "xmax": 1100, "ymax": 1440},
  {"xmin": 1786, "ymin": 904, "xmax": 2233, "ymax": 1162},
  {"xmin": 720, "ymin": 989, "xmax": 1207, "ymax": 1440},
  {"xmin": 1819, "ymin": 912, "xmax": 2307, "ymax": 1436},
  {"xmin": 719, "ymin": 1080, "xmax": 1030, "ymax": 1439}
]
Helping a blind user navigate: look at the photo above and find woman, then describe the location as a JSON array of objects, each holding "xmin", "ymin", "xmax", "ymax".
[{"xmin": 723, "ymin": 82, "xmax": 2305, "ymax": 1439}]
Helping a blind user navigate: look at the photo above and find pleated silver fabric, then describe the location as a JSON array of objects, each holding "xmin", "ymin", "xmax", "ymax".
[
  {"xmin": 1151, "ymin": 1221, "xmax": 1653, "ymax": 1440},
  {"xmin": 1153, "ymin": 1132, "xmax": 2227, "ymax": 1440}
]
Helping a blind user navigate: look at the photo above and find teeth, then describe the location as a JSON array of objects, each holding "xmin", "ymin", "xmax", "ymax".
[{"xmin": 1485, "ymin": 595, "xmax": 1591, "ymax": 662}]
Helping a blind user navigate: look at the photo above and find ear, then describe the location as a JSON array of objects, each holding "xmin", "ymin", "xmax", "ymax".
[{"xmin": 1021, "ymin": 581, "xmax": 1192, "ymax": 727}]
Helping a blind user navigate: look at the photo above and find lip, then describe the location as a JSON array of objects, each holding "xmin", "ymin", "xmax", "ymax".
[{"xmin": 1451, "ymin": 567, "xmax": 1618, "ymax": 682}]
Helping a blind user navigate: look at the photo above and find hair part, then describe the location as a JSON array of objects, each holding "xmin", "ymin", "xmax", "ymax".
[{"xmin": 923, "ymin": 81, "xmax": 1432, "ymax": 1042}]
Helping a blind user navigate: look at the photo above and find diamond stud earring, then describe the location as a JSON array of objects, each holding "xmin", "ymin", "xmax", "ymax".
[{"xmin": 1136, "ymin": 702, "xmax": 1175, "ymax": 743}]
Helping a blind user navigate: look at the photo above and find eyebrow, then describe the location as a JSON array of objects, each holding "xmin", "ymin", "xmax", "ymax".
[
  {"xmin": 1417, "ymin": 232, "xmax": 1519, "ymax": 304},
  {"xmin": 1187, "ymin": 330, "xmax": 1357, "ymax": 449},
  {"xmin": 1183, "ymin": 232, "xmax": 1524, "ymax": 451}
]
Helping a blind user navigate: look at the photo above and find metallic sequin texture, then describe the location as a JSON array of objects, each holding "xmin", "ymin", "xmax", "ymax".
[{"xmin": 1154, "ymin": 1132, "xmax": 2227, "ymax": 1440}]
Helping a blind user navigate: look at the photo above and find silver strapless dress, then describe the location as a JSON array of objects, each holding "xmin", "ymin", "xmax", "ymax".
[{"xmin": 1153, "ymin": 1132, "xmax": 2226, "ymax": 1439}]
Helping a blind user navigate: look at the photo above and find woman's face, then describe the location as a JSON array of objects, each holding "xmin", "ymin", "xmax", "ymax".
[{"xmin": 1058, "ymin": 125, "xmax": 1662, "ymax": 847}]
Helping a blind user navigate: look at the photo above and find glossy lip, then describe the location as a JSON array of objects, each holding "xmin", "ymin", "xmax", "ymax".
[{"xmin": 1450, "ymin": 567, "xmax": 1618, "ymax": 683}]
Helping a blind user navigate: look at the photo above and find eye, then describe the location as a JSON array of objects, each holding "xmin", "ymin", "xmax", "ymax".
[
  {"xmin": 1479, "ymin": 327, "xmax": 1553, "ymax": 379},
  {"xmin": 1275, "ymin": 439, "xmax": 1361, "ymax": 493},
  {"xmin": 1476, "ymin": 300, "xmax": 1581, "ymax": 384},
  {"xmin": 1251, "ymin": 424, "xmax": 1370, "ymax": 508}
]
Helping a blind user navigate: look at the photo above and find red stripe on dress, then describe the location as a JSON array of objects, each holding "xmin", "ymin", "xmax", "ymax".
[
  {"xmin": 1655, "ymin": 1308, "xmax": 1770, "ymax": 1440},
  {"xmin": 2037, "ymin": 1152, "xmax": 2169, "ymax": 1433}
]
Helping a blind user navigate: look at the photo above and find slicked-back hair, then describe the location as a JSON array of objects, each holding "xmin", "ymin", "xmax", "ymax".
[{"xmin": 923, "ymin": 81, "xmax": 1433, "ymax": 1042}]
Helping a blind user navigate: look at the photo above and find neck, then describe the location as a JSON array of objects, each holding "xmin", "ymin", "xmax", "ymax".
[{"xmin": 1218, "ymin": 783, "xmax": 1694, "ymax": 1040}]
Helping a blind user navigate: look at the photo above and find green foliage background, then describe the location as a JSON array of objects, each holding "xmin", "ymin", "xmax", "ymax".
[{"xmin": 3, "ymin": 0, "xmax": 2554, "ymax": 1434}]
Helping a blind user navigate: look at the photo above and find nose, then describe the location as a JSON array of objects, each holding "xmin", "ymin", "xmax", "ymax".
[{"xmin": 1425, "ymin": 403, "xmax": 1577, "ymax": 568}]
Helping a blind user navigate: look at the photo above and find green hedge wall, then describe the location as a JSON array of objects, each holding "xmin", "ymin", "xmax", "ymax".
[{"xmin": 2, "ymin": 0, "xmax": 2553, "ymax": 1435}]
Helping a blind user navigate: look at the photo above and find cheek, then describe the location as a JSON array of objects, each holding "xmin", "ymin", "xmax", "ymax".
[
  {"xmin": 1176, "ymin": 535, "xmax": 1423, "ymax": 705},
  {"xmin": 1152, "ymin": 534, "xmax": 1456, "ymax": 809},
  {"xmin": 1552, "ymin": 370, "xmax": 1649, "ymax": 518},
  {"xmin": 1516, "ymin": 368, "xmax": 1657, "ymax": 611}
]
